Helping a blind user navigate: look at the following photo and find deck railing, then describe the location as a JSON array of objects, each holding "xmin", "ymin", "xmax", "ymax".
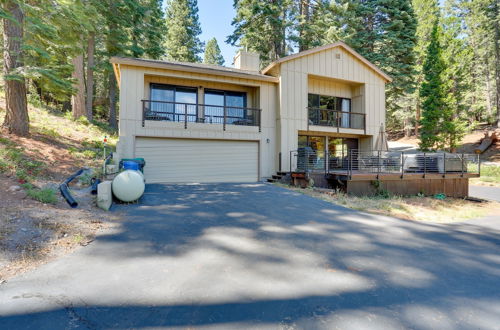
[
  {"xmin": 290, "ymin": 149, "xmax": 481, "ymax": 178},
  {"xmin": 142, "ymin": 100, "xmax": 262, "ymax": 131},
  {"xmin": 307, "ymin": 107, "xmax": 366, "ymax": 133}
]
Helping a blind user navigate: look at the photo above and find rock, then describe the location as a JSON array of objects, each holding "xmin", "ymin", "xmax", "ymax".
[
  {"xmin": 8, "ymin": 185, "xmax": 21, "ymax": 192},
  {"xmin": 21, "ymin": 228, "xmax": 27, "ymax": 232}
]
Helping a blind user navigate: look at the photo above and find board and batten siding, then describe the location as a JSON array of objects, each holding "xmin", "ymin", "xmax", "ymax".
[
  {"xmin": 116, "ymin": 64, "xmax": 279, "ymax": 180},
  {"xmin": 274, "ymin": 46, "xmax": 387, "ymax": 170}
]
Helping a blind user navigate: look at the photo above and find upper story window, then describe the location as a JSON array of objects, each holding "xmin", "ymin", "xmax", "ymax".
[
  {"xmin": 308, "ymin": 93, "xmax": 351, "ymax": 113},
  {"xmin": 204, "ymin": 89, "xmax": 247, "ymax": 124},
  {"xmin": 150, "ymin": 83, "xmax": 197, "ymax": 121}
]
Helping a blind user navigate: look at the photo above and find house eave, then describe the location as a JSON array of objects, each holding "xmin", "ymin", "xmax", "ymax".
[{"xmin": 110, "ymin": 57, "xmax": 279, "ymax": 83}]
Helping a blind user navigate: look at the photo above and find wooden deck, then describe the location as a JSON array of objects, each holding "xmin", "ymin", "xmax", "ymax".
[
  {"xmin": 326, "ymin": 170, "xmax": 480, "ymax": 181},
  {"xmin": 300, "ymin": 170, "xmax": 480, "ymax": 198}
]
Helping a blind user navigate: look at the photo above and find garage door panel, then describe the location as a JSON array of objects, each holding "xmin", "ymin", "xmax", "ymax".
[{"xmin": 134, "ymin": 138, "xmax": 258, "ymax": 183}]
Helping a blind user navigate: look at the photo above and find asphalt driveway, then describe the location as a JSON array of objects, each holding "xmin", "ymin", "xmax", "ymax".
[
  {"xmin": 1, "ymin": 183, "xmax": 500, "ymax": 329},
  {"xmin": 470, "ymin": 184, "xmax": 500, "ymax": 202}
]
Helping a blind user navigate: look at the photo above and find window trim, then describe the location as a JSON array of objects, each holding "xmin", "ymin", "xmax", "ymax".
[
  {"xmin": 308, "ymin": 93, "xmax": 351, "ymax": 112},
  {"xmin": 204, "ymin": 88, "xmax": 247, "ymax": 108},
  {"xmin": 149, "ymin": 83, "xmax": 198, "ymax": 104}
]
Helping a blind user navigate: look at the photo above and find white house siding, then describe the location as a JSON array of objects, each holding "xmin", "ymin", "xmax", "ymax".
[
  {"xmin": 116, "ymin": 64, "xmax": 278, "ymax": 181},
  {"xmin": 272, "ymin": 46, "xmax": 387, "ymax": 170}
]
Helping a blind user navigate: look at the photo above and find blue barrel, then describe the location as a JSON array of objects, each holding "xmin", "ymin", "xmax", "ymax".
[{"xmin": 122, "ymin": 160, "xmax": 140, "ymax": 171}]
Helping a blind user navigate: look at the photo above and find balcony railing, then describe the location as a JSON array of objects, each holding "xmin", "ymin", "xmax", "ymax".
[
  {"xmin": 142, "ymin": 100, "xmax": 262, "ymax": 131},
  {"xmin": 290, "ymin": 149, "xmax": 481, "ymax": 178},
  {"xmin": 307, "ymin": 107, "xmax": 366, "ymax": 133}
]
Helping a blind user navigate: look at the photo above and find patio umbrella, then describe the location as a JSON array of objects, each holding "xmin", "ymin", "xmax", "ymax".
[{"xmin": 374, "ymin": 123, "xmax": 389, "ymax": 151}]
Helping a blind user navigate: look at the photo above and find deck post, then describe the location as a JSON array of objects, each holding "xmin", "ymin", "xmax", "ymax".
[
  {"xmin": 142, "ymin": 100, "xmax": 146, "ymax": 127},
  {"xmin": 401, "ymin": 151, "xmax": 404, "ymax": 179},
  {"xmin": 184, "ymin": 104, "xmax": 188, "ymax": 129},
  {"xmin": 279, "ymin": 152, "xmax": 282, "ymax": 172},
  {"xmin": 377, "ymin": 150, "xmax": 381, "ymax": 180},
  {"xmin": 478, "ymin": 154, "xmax": 481, "ymax": 175},
  {"xmin": 348, "ymin": 149, "xmax": 352, "ymax": 180},
  {"xmin": 223, "ymin": 106, "xmax": 227, "ymax": 131},
  {"xmin": 423, "ymin": 152, "xmax": 426, "ymax": 178},
  {"xmin": 258, "ymin": 110, "xmax": 261, "ymax": 132},
  {"xmin": 336, "ymin": 111, "xmax": 340, "ymax": 133},
  {"xmin": 442, "ymin": 152, "xmax": 446, "ymax": 178},
  {"xmin": 461, "ymin": 153, "xmax": 464, "ymax": 177}
]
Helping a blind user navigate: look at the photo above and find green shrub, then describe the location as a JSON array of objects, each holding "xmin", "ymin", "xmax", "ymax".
[
  {"xmin": 76, "ymin": 115, "xmax": 90, "ymax": 126},
  {"xmin": 81, "ymin": 149, "xmax": 98, "ymax": 159},
  {"xmin": 26, "ymin": 187, "xmax": 58, "ymax": 204},
  {"xmin": 37, "ymin": 126, "xmax": 60, "ymax": 138}
]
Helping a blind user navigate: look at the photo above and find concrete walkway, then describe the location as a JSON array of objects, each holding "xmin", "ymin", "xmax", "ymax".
[
  {"xmin": 1, "ymin": 183, "xmax": 500, "ymax": 329},
  {"xmin": 470, "ymin": 185, "xmax": 500, "ymax": 202}
]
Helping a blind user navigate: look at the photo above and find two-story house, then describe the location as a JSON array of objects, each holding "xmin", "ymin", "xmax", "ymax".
[{"xmin": 111, "ymin": 41, "xmax": 391, "ymax": 183}]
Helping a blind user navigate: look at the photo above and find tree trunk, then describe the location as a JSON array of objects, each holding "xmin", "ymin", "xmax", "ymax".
[
  {"xmin": 71, "ymin": 51, "xmax": 86, "ymax": 119},
  {"xmin": 108, "ymin": 72, "xmax": 117, "ymax": 129},
  {"xmin": 483, "ymin": 54, "xmax": 493, "ymax": 119},
  {"xmin": 2, "ymin": 0, "xmax": 29, "ymax": 136},
  {"xmin": 414, "ymin": 96, "xmax": 420, "ymax": 136},
  {"xmin": 493, "ymin": 0, "xmax": 500, "ymax": 127},
  {"xmin": 85, "ymin": 32, "xmax": 95, "ymax": 121}
]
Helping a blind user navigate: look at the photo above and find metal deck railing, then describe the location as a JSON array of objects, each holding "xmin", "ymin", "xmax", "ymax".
[
  {"xmin": 141, "ymin": 100, "xmax": 262, "ymax": 131},
  {"xmin": 307, "ymin": 107, "xmax": 366, "ymax": 133},
  {"xmin": 289, "ymin": 149, "xmax": 481, "ymax": 178}
]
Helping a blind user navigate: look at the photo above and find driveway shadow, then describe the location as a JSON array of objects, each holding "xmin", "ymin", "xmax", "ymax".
[{"xmin": 1, "ymin": 183, "xmax": 500, "ymax": 329}]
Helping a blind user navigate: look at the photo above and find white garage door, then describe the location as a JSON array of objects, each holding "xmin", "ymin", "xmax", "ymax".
[{"xmin": 134, "ymin": 137, "xmax": 259, "ymax": 183}]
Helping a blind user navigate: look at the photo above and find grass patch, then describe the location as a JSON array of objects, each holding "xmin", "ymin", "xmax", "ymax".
[
  {"xmin": 21, "ymin": 183, "xmax": 58, "ymax": 204},
  {"xmin": 470, "ymin": 164, "xmax": 500, "ymax": 186},
  {"xmin": 280, "ymin": 185, "xmax": 499, "ymax": 223}
]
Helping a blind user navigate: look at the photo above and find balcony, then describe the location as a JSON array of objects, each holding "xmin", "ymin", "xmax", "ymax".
[
  {"xmin": 307, "ymin": 107, "xmax": 366, "ymax": 133},
  {"xmin": 142, "ymin": 100, "xmax": 262, "ymax": 131}
]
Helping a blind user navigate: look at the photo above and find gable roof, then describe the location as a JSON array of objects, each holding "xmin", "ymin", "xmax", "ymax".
[
  {"xmin": 261, "ymin": 41, "xmax": 392, "ymax": 82},
  {"xmin": 110, "ymin": 57, "xmax": 279, "ymax": 83}
]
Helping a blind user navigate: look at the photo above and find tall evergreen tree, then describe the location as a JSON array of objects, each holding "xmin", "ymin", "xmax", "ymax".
[
  {"xmin": 419, "ymin": 22, "xmax": 447, "ymax": 151},
  {"xmin": 412, "ymin": 0, "xmax": 440, "ymax": 135},
  {"xmin": 164, "ymin": 0, "xmax": 204, "ymax": 62},
  {"xmin": 2, "ymin": 0, "xmax": 29, "ymax": 136},
  {"xmin": 204, "ymin": 38, "xmax": 225, "ymax": 65},
  {"xmin": 227, "ymin": 0, "xmax": 293, "ymax": 67},
  {"xmin": 327, "ymin": 0, "xmax": 417, "ymax": 130}
]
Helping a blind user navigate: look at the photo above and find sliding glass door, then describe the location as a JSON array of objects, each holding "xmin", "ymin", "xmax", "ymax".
[{"xmin": 150, "ymin": 84, "xmax": 197, "ymax": 121}]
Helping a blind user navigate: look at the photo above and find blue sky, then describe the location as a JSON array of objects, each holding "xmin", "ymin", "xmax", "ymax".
[
  {"xmin": 197, "ymin": 0, "xmax": 238, "ymax": 65},
  {"xmin": 163, "ymin": 0, "xmax": 238, "ymax": 66}
]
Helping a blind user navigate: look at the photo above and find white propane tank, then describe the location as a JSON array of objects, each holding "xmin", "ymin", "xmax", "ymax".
[{"xmin": 112, "ymin": 170, "xmax": 145, "ymax": 202}]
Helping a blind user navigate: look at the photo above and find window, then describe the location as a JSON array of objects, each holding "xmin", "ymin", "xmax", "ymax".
[
  {"xmin": 204, "ymin": 90, "xmax": 247, "ymax": 124},
  {"xmin": 149, "ymin": 84, "xmax": 197, "ymax": 122},
  {"xmin": 308, "ymin": 93, "xmax": 351, "ymax": 127},
  {"xmin": 308, "ymin": 93, "xmax": 351, "ymax": 112}
]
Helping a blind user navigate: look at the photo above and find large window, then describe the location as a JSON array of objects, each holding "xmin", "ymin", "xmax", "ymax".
[
  {"xmin": 298, "ymin": 135, "xmax": 358, "ymax": 170},
  {"xmin": 149, "ymin": 84, "xmax": 198, "ymax": 122},
  {"xmin": 308, "ymin": 93, "xmax": 351, "ymax": 128},
  {"xmin": 204, "ymin": 89, "xmax": 247, "ymax": 124}
]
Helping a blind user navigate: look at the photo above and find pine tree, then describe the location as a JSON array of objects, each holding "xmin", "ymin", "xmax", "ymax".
[
  {"xmin": 1, "ymin": 0, "xmax": 29, "ymax": 136},
  {"xmin": 164, "ymin": 0, "xmax": 204, "ymax": 62},
  {"xmin": 204, "ymin": 38, "xmax": 225, "ymax": 65},
  {"xmin": 227, "ymin": 0, "xmax": 293, "ymax": 67},
  {"xmin": 412, "ymin": 0, "xmax": 440, "ymax": 136},
  {"xmin": 327, "ymin": 0, "xmax": 417, "ymax": 131},
  {"xmin": 419, "ymin": 22, "xmax": 446, "ymax": 151}
]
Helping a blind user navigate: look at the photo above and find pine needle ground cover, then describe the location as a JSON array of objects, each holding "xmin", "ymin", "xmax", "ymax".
[
  {"xmin": 279, "ymin": 185, "xmax": 499, "ymax": 223},
  {"xmin": 0, "ymin": 98, "xmax": 115, "ymax": 280}
]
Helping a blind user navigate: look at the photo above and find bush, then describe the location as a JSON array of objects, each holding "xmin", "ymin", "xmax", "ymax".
[
  {"xmin": 25, "ymin": 186, "xmax": 58, "ymax": 204},
  {"xmin": 76, "ymin": 115, "xmax": 90, "ymax": 126}
]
